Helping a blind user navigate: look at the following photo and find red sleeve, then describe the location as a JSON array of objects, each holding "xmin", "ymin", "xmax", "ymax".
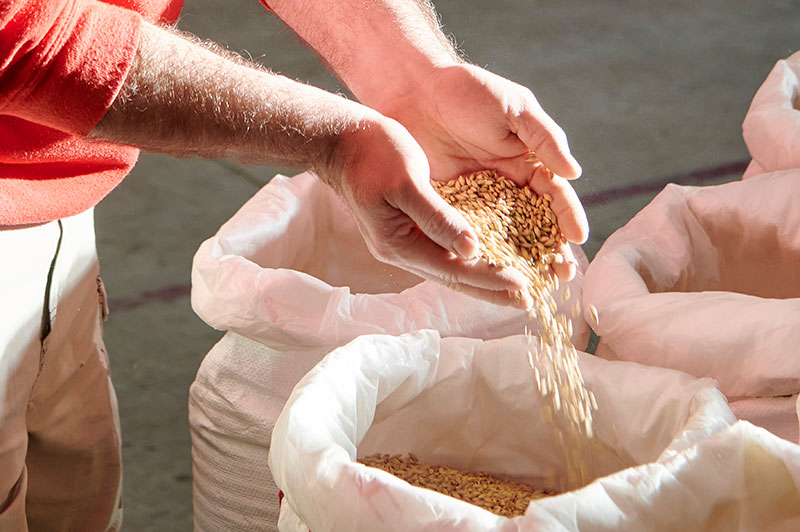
[
  {"xmin": 259, "ymin": 0, "xmax": 271, "ymax": 10},
  {"xmin": 0, "ymin": 0, "xmax": 142, "ymax": 136}
]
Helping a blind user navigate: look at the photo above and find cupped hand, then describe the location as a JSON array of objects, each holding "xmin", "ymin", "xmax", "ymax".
[
  {"xmin": 376, "ymin": 63, "xmax": 589, "ymax": 281},
  {"xmin": 319, "ymin": 113, "xmax": 533, "ymax": 308}
]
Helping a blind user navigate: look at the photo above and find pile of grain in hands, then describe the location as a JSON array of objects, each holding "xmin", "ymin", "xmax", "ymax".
[{"xmin": 357, "ymin": 164, "xmax": 600, "ymax": 517}]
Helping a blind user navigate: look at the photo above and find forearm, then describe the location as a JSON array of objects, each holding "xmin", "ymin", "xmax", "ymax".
[
  {"xmin": 267, "ymin": 0, "xmax": 460, "ymax": 112},
  {"xmin": 90, "ymin": 20, "xmax": 375, "ymax": 175}
]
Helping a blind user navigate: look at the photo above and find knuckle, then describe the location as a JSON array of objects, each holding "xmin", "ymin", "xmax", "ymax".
[
  {"xmin": 439, "ymin": 279, "xmax": 461, "ymax": 293},
  {"xmin": 434, "ymin": 263, "xmax": 461, "ymax": 286},
  {"xmin": 366, "ymin": 220, "xmax": 416, "ymax": 266},
  {"xmin": 365, "ymin": 237, "xmax": 398, "ymax": 265},
  {"xmin": 417, "ymin": 209, "xmax": 452, "ymax": 241},
  {"xmin": 551, "ymin": 130, "xmax": 570, "ymax": 153}
]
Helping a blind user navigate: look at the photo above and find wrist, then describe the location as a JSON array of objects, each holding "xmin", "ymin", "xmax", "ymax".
[
  {"xmin": 374, "ymin": 62, "xmax": 470, "ymax": 127},
  {"xmin": 312, "ymin": 107, "xmax": 386, "ymax": 191},
  {"xmin": 362, "ymin": 55, "xmax": 462, "ymax": 117}
]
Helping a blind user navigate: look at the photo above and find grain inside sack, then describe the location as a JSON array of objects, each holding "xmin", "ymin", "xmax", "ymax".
[
  {"xmin": 359, "ymin": 165, "xmax": 599, "ymax": 513},
  {"xmin": 359, "ymin": 453, "xmax": 556, "ymax": 518}
]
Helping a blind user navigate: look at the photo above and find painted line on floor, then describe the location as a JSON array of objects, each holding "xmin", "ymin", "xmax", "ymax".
[
  {"xmin": 109, "ymin": 283, "xmax": 192, "ymax": 312},
  {"xmin": 108, "ymin": 158, "xmax": 750, "ymax": 313},
  {"xmin": 582, "ymin": 159, "xmax": 749, "ymax": 207}
]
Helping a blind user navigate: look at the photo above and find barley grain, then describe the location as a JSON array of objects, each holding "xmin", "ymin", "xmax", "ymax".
[
  {"xmin": 432, "ymin": 168, "xmax": 597, "ymax": 489},
  {"xmin": 588, "ymin": 304, "xmax": 599, "ymax": 329},
  {"xmin": 359, "ymin": 453, "xmax": 555, "ymax": 518}
]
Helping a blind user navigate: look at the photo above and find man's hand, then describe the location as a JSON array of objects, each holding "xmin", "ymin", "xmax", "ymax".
[
  {"xmin": 320, "ymin": 114, "xmax": 533, "ymax": 308},
  {"xmin": 268, "ymin": 0, "xmax": 589, "ymax": 282},
  {"xmin": 377, "ymin": 63, "xmax": 589, "ymax": 281},
  {"xmin": 89, "ymin": 21, "xmax": 531, "ymax": 308}
]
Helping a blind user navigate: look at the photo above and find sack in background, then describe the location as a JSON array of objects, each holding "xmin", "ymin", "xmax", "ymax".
[
  {"xmin": 582, "ymin": 171, "xmax": 800, "ymax": 442},
  {"xmin": 742, "ymin": 50, "xmax": 800, "ymax": 179},
  {"xmin": 190, "ymin": 333, "xmax": 330, "ymax": 532},
  {"xmin": 270, "ymin": 330, "xmax": 735, "ymax": 532}
]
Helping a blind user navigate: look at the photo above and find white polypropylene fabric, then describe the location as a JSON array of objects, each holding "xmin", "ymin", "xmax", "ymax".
[
  {"xmin": 731, "ymin": 395, "xmax": 800, "ymax": 444},
  {"xmin": 190, "ymin": 172, "xmax": 590, "ymax": 531},
  {"xmin": 191, "ymin": 172, "xmax": 590, "ymax": 350},
  {"xmin": 190, "ymin": 333, "xmax": 329, "ymax": 532},
  {"xmin": 529, "ymin": 420, "xmax": 800, "ymax": 531},
  {"xmin": 742, "ymin": 50, "xmax": 800, "ymax": 179},
  {"xmin": 270, "ymin": 330, "xmax": 738, "ymax": 532},
  {"xmin": 582, "ymin": 171, "xmax": 800, "ymax": 441}
]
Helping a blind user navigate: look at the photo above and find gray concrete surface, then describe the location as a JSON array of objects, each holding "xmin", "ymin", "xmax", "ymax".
[{"xmin": 92, "ymin": 1, "xmax": 799, "ymax": 530}]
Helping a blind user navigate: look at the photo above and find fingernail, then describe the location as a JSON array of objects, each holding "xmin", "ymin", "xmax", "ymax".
[
  {"xmin": 569, "ymin": 156, "xmax": 583, "ymax": 179},
  {"xmin": 517, "ymin": 291, "xmax": 533, "ymax": 311},
  {"xmin": 453, "ymin": 232, "xmax": 479, "ymax": 260},
  {"xmin": 554, "ymin": 260, "xmax": 577, "ymax": 282}
]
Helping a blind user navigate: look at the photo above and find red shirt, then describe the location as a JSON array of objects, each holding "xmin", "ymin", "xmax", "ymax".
[{"xmin": 0, "ymin": 0, "xmax": 183, "ymax": 225}]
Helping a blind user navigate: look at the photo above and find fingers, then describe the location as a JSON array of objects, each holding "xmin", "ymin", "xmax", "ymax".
[
  {"xmin": 527, "ymin": 166, "xmax": 589, "ymax": 245},
  {"xmin": 379, "ymin": 119, "xmax": 487, "ymax": 262},
  {"xmin": 396, "ymin": 178, "xmax": 484, "ymax": 260},
  {"xmin": 381, "ymin": 226, "xmax": 528, "ymax": 292},
  {"xmin": 369, "ymin": 222, "xmax": 531, "ymax": 306},
  {"xmin": 510, "ymin": 94, "xmax": 582, "ymax": 181},
  {"xmin": 402, "ymin": 261, "xmax": 532, "ymax": 310},
  {"xmin": 551, "ymin": 241, "xmax": 578, "ymax": 282}
]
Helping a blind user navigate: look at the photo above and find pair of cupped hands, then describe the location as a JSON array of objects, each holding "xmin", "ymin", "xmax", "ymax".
[{"xmin": 321, "ymin": 63, "xmax": 588, "ymax": 309}]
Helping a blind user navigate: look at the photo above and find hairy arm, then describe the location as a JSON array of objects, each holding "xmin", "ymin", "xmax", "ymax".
[
  {"xmin": 269, "ymin": 0, "xmax": 588, "ymax": 280},
  {"xmin": 90, "ymin": 19, "xmax": 529, "ymax": 306},
  {"xmin": 90, "ymin": 20, "xmax": 373, "ymax": 176},
  {"xmin": 266, "ymin": 0, "xmax": 459, "ymax": 111}
]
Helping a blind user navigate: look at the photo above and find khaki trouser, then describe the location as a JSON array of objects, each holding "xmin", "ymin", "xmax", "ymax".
[{"xmin": 0, "ymin": 209, "xmax": 123, "ymax": 531}]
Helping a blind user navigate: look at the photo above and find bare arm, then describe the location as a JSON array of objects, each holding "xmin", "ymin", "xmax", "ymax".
[
  {"xmin": 90, "ymin": 20, "xmax": 374, "ymax": 176},
  {"xmin": 90, "ymin": 20, "xmax": 529, "ymax": 307},
  {"xmin": 269, "ymin": 0, "xmax": 588, "ymax": 280},
  {"xmin": 267, "ymin": 0, "xmax": 459, "ymax": 111}
]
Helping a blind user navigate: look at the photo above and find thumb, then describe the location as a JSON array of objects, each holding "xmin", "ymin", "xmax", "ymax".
[
  {"xmin": 398, "ymin": 180, "xmax": 482, "ymax": 260},
  {"xmin": 512, "ymin": 99, "xmax": 582, "ymax": 180},
  {"xmin": 383, "ymin": 118, "xmax": 481, "ymax": 260}
]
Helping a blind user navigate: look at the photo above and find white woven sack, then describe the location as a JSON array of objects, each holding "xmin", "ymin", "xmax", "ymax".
[
  {"xmin": 528, "ymin": 420, "xmax": 800, "ymax": 532},
  {"xmin": 742, "ymin": 50, "xmax": 800, "ymax": 179},
  {"xmin": 190, "ymin": 172, "xmax": 590, "ymax": 531},
  {"xmin": 191, "ymin": 172, "xmax": 590, "ymax": 350},
  {"xmin": 582, "ymin": 171, "xmax": 800, "ymax": 441},
  {"xmin": 730, "ymin": 395, "xmax": 800, "ymax": 444},
  {"xmin": 270, "ymin": 330, "xmax": 735, "ymax": 532},
  {"xmin": 190, "ymin": 333, "xmax": 330, "ymax": 532},
  {"xmin": 278, "ymin": 422, "xmax": 800, "ymax": 532}
]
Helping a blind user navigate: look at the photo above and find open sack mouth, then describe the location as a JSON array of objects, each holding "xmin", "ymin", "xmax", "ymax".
[
  {"xmin": 625, "ymin": 179, "xmax": 800, "ymax": 299},
  {"xmin": 582, "ymin": 171, "xmax": 800, "ymax": 401},
  {"xmin": 270, "ymin": 331, "xmax": 737, "ymax": 531}
]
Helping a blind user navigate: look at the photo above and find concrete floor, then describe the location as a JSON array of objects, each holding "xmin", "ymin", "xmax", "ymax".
[{"xmin": 93, "ymin": 1, "xmax": 799, "ymax": 530}]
